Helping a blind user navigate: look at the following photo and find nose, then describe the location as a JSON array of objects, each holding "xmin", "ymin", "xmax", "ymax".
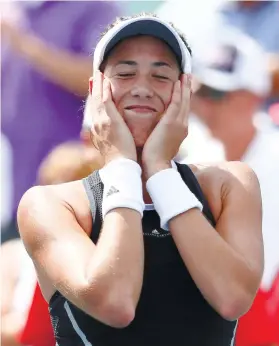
[{"xmin": 130, "ymin": 76, "xmax": 154, "ymax": 99}]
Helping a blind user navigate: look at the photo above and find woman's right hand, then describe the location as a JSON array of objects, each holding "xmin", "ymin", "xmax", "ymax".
[{"xmin": 91, "ymin": 70, "xmax": 137, "ymax": 164}]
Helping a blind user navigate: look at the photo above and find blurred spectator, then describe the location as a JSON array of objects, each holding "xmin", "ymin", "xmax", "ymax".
[
  {"xmin": 178, "ymin": 115, "xmax": 225, "ymax": 164},
  {"xmin": 1, "ymin": 134, "xmax": 13, "ymax": 228},
  {"xmin": 1, "ymin": 133, "xmax": 102, "ymax": 346},
  {"xmin": 157, "ymin": 0, "xmax": 279, "ymax": 107},
  {"xmin": 269, "ymin": 102, "xmax": 279, "ymax": 128},
  {"xmin": 1, "ymin": 134, "xmax": 18, "ymax": 245},
  {"xmin": 156, "ymin": 0, "xmax": 228, "ymax": 59},
  {"xmin": 190, "ymin": 28, "xmax": 279, "ymax": 346},
  {"xmin": 1, "ymin": 1, "xmax": 121, "ymax": 240},
  {"xmin": 219, "ymin": 1, "xmax": 279, "ymax": 101},
  {"xmin": 1, "ymin": 239, "xmax": 45, "ymax": 346},
  {"xmin": 37, "ymin": 140, "xmax": 102, "ymax": 186}
]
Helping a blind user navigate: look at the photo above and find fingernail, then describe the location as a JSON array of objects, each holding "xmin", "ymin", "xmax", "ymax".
[{"xmin": 89, "ymin": 78, "xmax": 93, "ymax": 94}]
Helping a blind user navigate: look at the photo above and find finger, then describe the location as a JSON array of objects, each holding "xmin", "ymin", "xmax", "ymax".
[
  {"xmin": 102, "ymin": 77, "xmax": 112, "ymax": 103},
  {"xmin": 102, "ymin": 78, "xmax": 122, "ymax": 122},
  {"xmin": 179, "ymin": 74, "xmax": 191, "ymax": 121},
  {"xmin": 89, "ymin": 77, "xmax": 93, "ymax": 95},
  {"xmin": 92, "ymin": 70, "xmax": 103, "ymax": 112},
  {"xmin": 164, "ymin": 80, "xmax": 181, "ymax": 120},
  {"xmin": 178, "ymin": 74, "xmax": 191, "ymax": 123}
]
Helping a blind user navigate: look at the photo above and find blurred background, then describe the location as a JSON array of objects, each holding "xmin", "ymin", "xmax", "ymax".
[{"xmin": 1, "ymin": 1, "xmax": 279, "ymax": 345}]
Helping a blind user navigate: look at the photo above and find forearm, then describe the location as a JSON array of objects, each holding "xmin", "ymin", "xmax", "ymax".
[
  {"xmin": 20, "ymin": 34, "xmax": 91, "ymax": 96},
  {"xmin": 81, "ymin": 159, "xmax": 145, "ymax": 326},
  {"xmin": 86, "ymin": 208, "xmax": 144, "ymax": 306},
  {"xmin": 169, "ymin": 209, "xmax": 258, "ymax": 319}
]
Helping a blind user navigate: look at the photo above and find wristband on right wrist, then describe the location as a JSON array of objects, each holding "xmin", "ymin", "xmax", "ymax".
[
  {"xmin": 99, "ymin": 158, "xmax": 144, "ymax": 218},
  {"xmin": 146, "ymin": 168, "xmax": 203, "ymax": 230}
]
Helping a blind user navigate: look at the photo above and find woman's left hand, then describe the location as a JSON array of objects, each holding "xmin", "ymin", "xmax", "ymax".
[{"xmin": 142, "ymin": 74, "xmax": 191, "ymax": 178}]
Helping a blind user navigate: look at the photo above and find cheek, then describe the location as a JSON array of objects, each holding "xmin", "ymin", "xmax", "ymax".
[
  {"xmin": 109, "ymin": 78, "xmax": 175, "ymax": 113},
  {"xmin": 109, "ymin": 80, "xmax": 129, "ymax": 108},
  {"xmin": 156, "ymin": 83, "xmax": 174, "ymax": 109}
]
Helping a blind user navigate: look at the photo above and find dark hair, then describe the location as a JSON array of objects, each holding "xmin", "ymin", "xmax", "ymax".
[{"xmin": 98, "ymin": 12, "xmax": 192, "ymax": 56}]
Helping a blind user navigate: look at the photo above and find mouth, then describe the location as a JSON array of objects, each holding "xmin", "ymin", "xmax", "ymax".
[{"xmin": 125, "ymin": 105, "xmax": 157, "ymax": 113}]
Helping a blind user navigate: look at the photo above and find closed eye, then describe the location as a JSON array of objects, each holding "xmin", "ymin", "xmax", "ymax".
[
  {"xmin": 153, "ymin": 75, "xmax": 169, "ymax": 80},
  {"xmin": 118, "ymin": 73, "xmax": 136, "ymax": 78}
]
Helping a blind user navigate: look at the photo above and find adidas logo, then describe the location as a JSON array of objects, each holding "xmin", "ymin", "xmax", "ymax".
[
  {"xmin": 106, "ymin": 186, "xmax": 119, "ymax": 197},
  {"xmin": 143, "ymin": 228, "xmax": 169, "ymax": 238}
]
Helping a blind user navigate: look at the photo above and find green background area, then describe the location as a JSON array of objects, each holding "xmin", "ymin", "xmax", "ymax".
[{"xmin": 120, "ymin": 1, "xmax": 164, "ymax": 16}]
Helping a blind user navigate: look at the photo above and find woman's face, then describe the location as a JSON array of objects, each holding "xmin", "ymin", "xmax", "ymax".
[{"xmin": 102, "ymin": 35, "xmax": 180, "ymax": 147}]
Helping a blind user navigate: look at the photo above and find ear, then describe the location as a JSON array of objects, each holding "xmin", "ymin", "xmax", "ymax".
[{"xmin": 89, "ymin": 77, "xmax": 93, "ymax": 94}]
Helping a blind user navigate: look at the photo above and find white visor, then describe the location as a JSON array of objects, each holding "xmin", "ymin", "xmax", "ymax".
[{"xmin": 93, "ymin": 16, "xmax": 191, "ymax": 73}]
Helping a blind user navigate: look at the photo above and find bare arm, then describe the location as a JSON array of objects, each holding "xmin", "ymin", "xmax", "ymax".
[
  {"xmin": 17, "ymin": 183, "xmax": 144, "ymax": 328},
  {"xmin": 17, "ymin": 33, "xmax": 91, "ymax": 97},
  {"xmin": 168, "ymin": 162, "xmax": 263, "ymax": 320},
  {"xmin": 141, "ymin": 75, "xmax": 263, "ymax": 320},
  {"xmin": 18, "ymin": 34, "xmax": 92, "ymax": 96},
  {"xmin": 1, "ymin": 21, "xmax": 91, "ymax": 96}
]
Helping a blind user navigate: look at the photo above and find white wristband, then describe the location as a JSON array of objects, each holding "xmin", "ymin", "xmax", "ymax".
[
  {"xmin": 99, "ymin": 158, "xmax": 144, "ymax": 218},
  {"xmin": 146, "ymin": 168, "xmax": 203, "ymax": 230}
]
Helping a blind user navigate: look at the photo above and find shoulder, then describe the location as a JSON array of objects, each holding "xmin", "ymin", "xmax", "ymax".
[
  {"xmin": 17, "ymin": 179, "xmax": 92, "ymax": 237},
  {"xmin": 18, "ymin": 180, "xmax": 85, "ymax": 209},
  {"xmin": 192, "ymin": 160, "xmax": 259, "ymax": 188},
  {"xmin": 188, "ymin": 161, "xmax": 261, "ymax": 220}
]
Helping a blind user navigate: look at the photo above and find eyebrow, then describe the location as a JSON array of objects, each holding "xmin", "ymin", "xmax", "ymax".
[
  {"xmin": 116, "ymin": 60, "xmax": 137, "ymax": 66},
  {"xmin": 116, "ymin": 60, "xmax": 172, "ymax": 68},
  {"xmin": 152, "ymin": 61, "xmax": 172, "ymax": 68}
]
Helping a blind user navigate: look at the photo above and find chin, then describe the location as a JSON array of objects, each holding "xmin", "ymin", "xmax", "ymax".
[
  {"xmin": 124, "ymin": 115, "xmax": 158, "ymax": 147},
  {"xmin": 128, "ymin": 125, "xmax": 153, "ymax": 148}
]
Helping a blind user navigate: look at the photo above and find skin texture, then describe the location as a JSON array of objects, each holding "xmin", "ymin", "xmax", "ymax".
[
  {"xmin": 1, "ymin": 20, "xmax": 92, "ymax": 96},
  {"xmin": 18, "ymin": 35, "xmax": 263, "ymax": 332},
  {"xmin": 101, "ymin": 36, "xmax": 180, "ymax": 148},
  {"xmin": 1, "ymin": 141, "xmax": 102, "ymax": 345}
]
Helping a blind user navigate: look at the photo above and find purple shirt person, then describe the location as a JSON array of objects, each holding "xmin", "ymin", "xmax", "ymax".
[{"xmin": 1, "ymin": 1, "xmax": 121, "ymax": 218}]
